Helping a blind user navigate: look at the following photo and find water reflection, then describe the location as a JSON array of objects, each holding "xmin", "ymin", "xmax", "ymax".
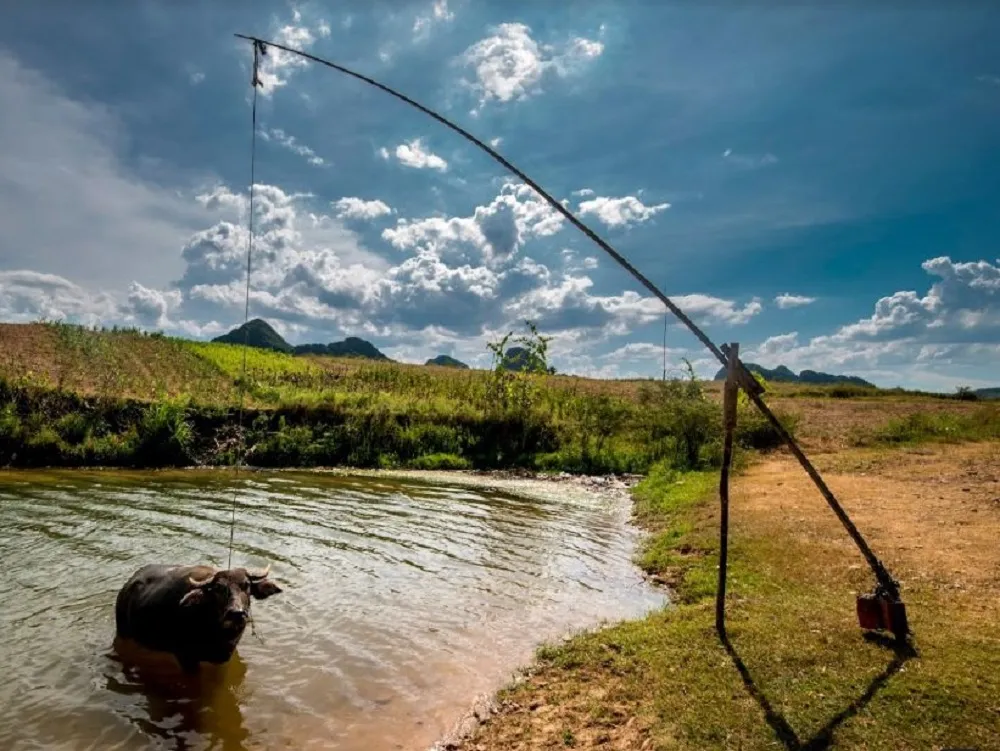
[
  {"xmin": 0, "ymin": 469, "xmax": 665, "ymax": 750},
  {"xmin": 106, "ymin": 638, "xmax": 250, "ymax": 751}
]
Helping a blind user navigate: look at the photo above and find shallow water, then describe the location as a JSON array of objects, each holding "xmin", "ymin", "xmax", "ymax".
[{"xmin": 0, "ymin": 468, "xmax": 665, "ymax": 750}]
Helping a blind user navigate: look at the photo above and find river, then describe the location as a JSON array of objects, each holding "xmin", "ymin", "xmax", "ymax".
[{"xmin": 0, "ymin": 468, "xmax": 666, "ymax": 750}]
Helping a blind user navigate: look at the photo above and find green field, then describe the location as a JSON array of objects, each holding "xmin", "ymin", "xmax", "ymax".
[
  {"xmin": 0, "ymin": 321, "xmax": 795, "ymax": 472},
  {"xmin": 1, "ymin": 320, "xmax": 995, "ymax": 474}
]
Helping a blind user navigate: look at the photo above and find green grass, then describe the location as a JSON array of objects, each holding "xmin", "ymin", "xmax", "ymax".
[
  {"xmin": 187, "ymin": 340, "xmax": 319, "ymax": 381},
  {"xmin": 850, "ymin": 404, "xmax": 1000, "ymax": 446},
  {"xmin": 631, "ymin": 465, "xmax": 717, "ymax": 593},
  {"xmin": 2, "ymin": 320, "xmax": 983, "ymax": 476},
  {"xmin": 404, "ymin": 452, "xmax": 473, "ymax": 470},
  {"xmin": 0, "ymin": 323, "xmax": 799, "ymax": 474},
  {"xmin": 473, "ymin": 456, "xmax": 1000, "ymax": 750}
]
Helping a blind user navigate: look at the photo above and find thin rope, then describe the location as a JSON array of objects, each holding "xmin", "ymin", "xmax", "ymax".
[
  {"xmin": 227, "ymin": 40, "xmax": 264, "ymax": 571},
  {"xmin": 231, "ymin": 34, "xmax": 902, "ymax": 601}
]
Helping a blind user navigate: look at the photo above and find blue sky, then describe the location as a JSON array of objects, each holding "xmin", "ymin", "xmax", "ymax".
[{"xmin": 1, "ymin": 1, "xmax": 998, "ymax": 391}]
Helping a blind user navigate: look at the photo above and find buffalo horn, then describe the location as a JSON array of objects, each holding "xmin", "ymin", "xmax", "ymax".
[
  {"xmin": 246, "ymin": 563, "xmax": 271, "ymax": 580},
  {"xmin": 187, "ymin": 571, "xmax": 215, "ymax": 587}
]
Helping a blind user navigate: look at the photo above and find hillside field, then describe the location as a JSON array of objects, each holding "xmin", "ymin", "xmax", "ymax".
[{"xmin": 1, "ymin": 321, "xmax": 996, "ymax": 473}]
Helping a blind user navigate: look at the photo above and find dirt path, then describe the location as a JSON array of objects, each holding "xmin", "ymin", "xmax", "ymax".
[{"xmin": 741, "ymin": 442, "xmax": 1000, "ymax": 599}]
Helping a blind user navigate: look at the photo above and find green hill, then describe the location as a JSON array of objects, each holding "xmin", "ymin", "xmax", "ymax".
[
  {"xmin": 324, "ymin": 337, "xmax": 391, "ymax": 360},
  {"xmin": 290, "ymin": 337, "xmax": 392, "ymax": 361},
  {"xmin": 212, "ymin": 320, "xmax": 391, "ymax": 361},
  {"xmin": 211, "ymin": 318, "xmax": 291, "ymax": 352},
  {"xmin": 425, "ymin": 355, "xmax": 469, "ymax": 369}
]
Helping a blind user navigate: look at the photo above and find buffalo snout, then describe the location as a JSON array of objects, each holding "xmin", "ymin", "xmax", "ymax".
[{"xmin": 225, "ymin": 607, "xmax": 249, "ymax": 627}]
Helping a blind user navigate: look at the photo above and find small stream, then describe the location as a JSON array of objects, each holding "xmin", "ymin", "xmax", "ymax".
[{"xmin": 0, "ymin": 468, "xmax": 666, "ymax": 750}]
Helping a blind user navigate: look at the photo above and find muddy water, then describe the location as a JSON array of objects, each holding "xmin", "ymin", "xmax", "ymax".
[{"xmin": 0, "ymin": 469, "xmax": 665, "ymax": 751}]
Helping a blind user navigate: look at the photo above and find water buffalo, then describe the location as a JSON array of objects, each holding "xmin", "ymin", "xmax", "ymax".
[{"xmin": 115, "ymin": 563, "xmax": 282, "ymax": 673}]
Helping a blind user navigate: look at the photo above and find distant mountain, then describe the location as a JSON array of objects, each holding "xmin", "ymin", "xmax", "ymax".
[
  {"xmin": 973, "ymin": 387, "xmax": 1000, "ymax": 400},
  {"xmin": 212, "ymin": 319, "xmax": 291, "ymax": 352},
  {"xmin": 293, "ymin": 337, "xmax": 391, "ymax": 361},
  {"xmin": 327, "ymin": 337, "xmax": 391, "ymax": 360},
  {"xmin": 425, "ymin": 355, "xmax": 469, "ymax": 369},
  {"xmin": 213, "ymin": 320, "xmax": 390, "ymax": 361},
  {"xmin": 798, "ymin": 369, "xmax": 876, "ymax": 388},
  {"xmin": 712, "ymin": 362, "xmax": 875, "ymax": 388},
  {"xmin": 291, "ymin": 343, "xmax": 332, "ymax": 356}
]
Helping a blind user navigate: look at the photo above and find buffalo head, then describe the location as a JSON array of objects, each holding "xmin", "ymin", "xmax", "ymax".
[{"xmin": 179, "ymin": 564, "xmax": 282, "ymax": 639}]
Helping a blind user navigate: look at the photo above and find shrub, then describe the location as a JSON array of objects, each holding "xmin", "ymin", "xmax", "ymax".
[
  {"xmin": 131, "ymin": 397, "xmax": 194, "ymax": 466},
  {"xmin": 55, "ymin": 412, "xmax": 92, "ymax": 444},
  {"xmin": 407, "ymin": 453, "xmax": 472, "ymax": 470}
]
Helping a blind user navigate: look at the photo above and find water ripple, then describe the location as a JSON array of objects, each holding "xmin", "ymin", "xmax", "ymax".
[{"xmin": 0, "ymin": 468, "xmax": 665, "ymax": 751}]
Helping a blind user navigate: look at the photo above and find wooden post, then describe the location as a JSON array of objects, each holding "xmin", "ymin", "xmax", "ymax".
[{"xmin": 717, "ymin": 342, "xmax": 740, "ymax": 636}]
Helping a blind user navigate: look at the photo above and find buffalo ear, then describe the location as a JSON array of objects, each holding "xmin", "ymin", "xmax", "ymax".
[
  {"xmin": 251, "ymin": 578, "xmax": 282, "ymax": 600},
  {"xmin": 180, "ymin": 588, "xmax": 206, "ymax": 607}
]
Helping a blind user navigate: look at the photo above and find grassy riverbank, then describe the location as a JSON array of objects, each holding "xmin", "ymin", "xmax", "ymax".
[
  {"xmin": 459, "ymin": 436, "xmax": 1000, "ymax": 750},
  {"xmin": 0, "ymin": 321, "xmax": 798, "ymax": 473},
  {"xmin": 2, "ymin": 321, "xmax": 995, "ymax": 475}
]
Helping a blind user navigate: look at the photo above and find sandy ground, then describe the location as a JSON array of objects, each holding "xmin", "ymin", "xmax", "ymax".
[{"xmin": 800, "ymin": 442, "xmax": 1000, "ymax": 598}]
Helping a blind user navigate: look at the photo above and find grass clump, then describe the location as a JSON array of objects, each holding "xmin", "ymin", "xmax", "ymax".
[
  {"xmin": 406, "ymin": 453, "xmax": 472, "ymax": 470},
  {"xmin": 852, "ymin": 404, "xmax": 1000, "ymax": 446}
]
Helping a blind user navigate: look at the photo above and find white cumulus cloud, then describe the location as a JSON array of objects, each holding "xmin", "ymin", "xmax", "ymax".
[
  {"xmin": 0, "ymin": 49, "xmax": 211, "ymax": 291},
  {"xmin": 757, "ymin": 331, "xmax": 799, "ymax": 355},
  {"xmin": 459, "ymin": 22, "xmax": 604, "ymax": 113},
  {"xmin": 774, "ymin": 293, "xmax": 816, "ymax": 309},
  {"xmin": 382, "ymin": 180, "xmax": 563, "ymax": 266},
  {"xmin": 602, "ymin": 342, "xmax": 686, "ymax": 362},
  {"xmin": 380, "ymin": 138, "xmax": 448, "ymax": 171},
  {"xmin": 747, "ymin": 256, "xmax": 1000, "ymax": 389},
  {"xmin": 123, "ymin": 282, "xmax": 182, "ymax": 327},
  {"xmin": 413, "ymin": 0, "xmax": 455, "ymax": 39},
  {"xmin": 255, "ymin": 15, "xmax": 330, "ymax": 96},
  {"xmin": 577, "ymin": 195, "xmax": 670, "ymax": 228},
  {"xmin": 0, "ymin": 270, "xmax": 116, "ymax": 325},
  {"xmin": 332, "ymin": 197, "xmax": 394, "ymax": 221}
]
